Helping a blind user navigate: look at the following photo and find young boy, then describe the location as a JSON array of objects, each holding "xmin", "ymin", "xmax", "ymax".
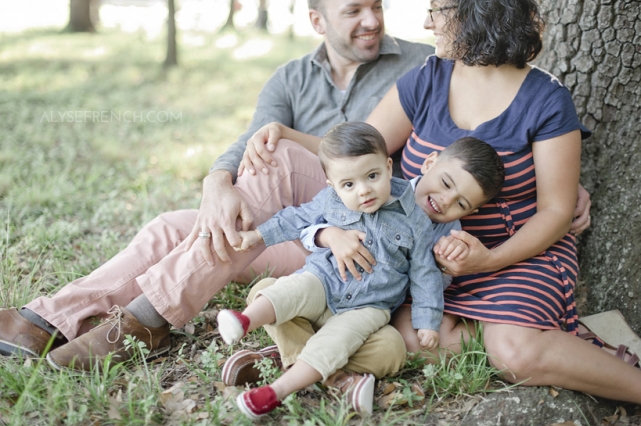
[{"xmin": 216, "ymin": 122, "xmax": 505, "ymax": 418}]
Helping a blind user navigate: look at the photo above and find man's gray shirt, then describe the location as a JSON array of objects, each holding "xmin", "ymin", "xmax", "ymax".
[{"xmin": 210, "ymin": 35, "xmax": 434, "ymax": 181}]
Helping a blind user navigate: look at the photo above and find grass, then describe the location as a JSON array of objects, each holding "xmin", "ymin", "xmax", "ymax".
[{"xmin": 0, "ymin": 27, "xmax": 510, "ymax": 425}]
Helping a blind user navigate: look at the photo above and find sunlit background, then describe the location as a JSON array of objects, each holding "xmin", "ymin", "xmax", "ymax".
[{"xmin": 0, "ymin": 0, "xmax": 432, "ymax": 43}]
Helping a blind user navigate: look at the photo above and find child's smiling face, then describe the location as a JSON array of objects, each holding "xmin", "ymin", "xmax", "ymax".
[{"xmin": 414, "ymin": 152, "xmax": 487, "ymax": 223}]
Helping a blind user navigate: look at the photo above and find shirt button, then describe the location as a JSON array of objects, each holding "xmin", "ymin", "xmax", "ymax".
[
  {"xmin": 341, "ymin": 215, "xmax": 346, "ymax": 221},
  {"xmin": 368, "ymin": 239, "xmax": 373, "ymax": 245},
  {"xmin": 395, "ymin": 234, "xmax": 401, "ymax": 241},
  {"xmin": 346, "ymin": 294, "xmax": 352, "ymax": 300}
]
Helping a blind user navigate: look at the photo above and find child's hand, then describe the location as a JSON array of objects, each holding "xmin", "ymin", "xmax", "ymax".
[
  {"xmin": 316, "ymin": 227, "xmax": 376, "ymax": 281},
  {"xmin": 233, "ymin": 230, "xmax": 263, "ymax": 252},
  {"xmin": 417, "ymin": 329, "xmax": 440, "ymax": 350},
  {"xmin": 433, "ymin": 235, "xmax": 470, "ymax": 261}
]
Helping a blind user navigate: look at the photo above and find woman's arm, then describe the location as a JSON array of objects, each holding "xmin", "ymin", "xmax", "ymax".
[
  {"xmin": 366, "ymin": 84, "xmax": 414, "ymax": 155},
  {"xmin": 440, "ymin": 130, "xmax": 582, "ymax": 275}
]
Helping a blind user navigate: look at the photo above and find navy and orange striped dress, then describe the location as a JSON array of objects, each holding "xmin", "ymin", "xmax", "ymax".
[{"xmin": 397, "ymin": 56, "xmax": 591, "ymax": 334}]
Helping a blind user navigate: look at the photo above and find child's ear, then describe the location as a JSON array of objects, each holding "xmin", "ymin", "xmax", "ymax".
[
  {"xmin": 326, "ymin": 179, "xmax": 334, "ymax": 188},
  {"xmin": 420, "ymin": 152, "xmax": 439, "ymax": 174},
  {"xmin": 386, "ymin": 157, "xmax": 393, "ymax": 178}
]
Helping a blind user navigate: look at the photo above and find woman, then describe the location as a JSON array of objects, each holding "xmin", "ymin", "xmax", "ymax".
[{"xmin": 241, "ymin": 0, "xmax": 641, "ymax": 403}]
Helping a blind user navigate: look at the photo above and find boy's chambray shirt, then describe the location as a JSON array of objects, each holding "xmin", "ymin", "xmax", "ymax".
[{"xmin": 257, "ymin": 177, "xmax": 457, "ymax": 331}]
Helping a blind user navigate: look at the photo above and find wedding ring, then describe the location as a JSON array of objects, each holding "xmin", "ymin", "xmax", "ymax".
[{"xmin": 198, "ymin": 231, "xmax": 211, "ymax": 239}]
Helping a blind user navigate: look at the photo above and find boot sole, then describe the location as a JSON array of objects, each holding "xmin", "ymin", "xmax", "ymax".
[
  {"xmin": 0, "ymin": 339, "xmax": 39, "ymax": 358},
  {"xmin": 46, "ymin": 344, "xmax": 171, "ymax": 371}
]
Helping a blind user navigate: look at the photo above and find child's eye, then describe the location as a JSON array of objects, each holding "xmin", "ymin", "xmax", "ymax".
[
  {"xmin": 344, "ymin": 182, "xmax": 354, "ymax": 189},
  {"xmin": 458, "ymin": 201, "xmax": 466, "ymax": 209},
  {"xmin": 368, "ymin": 173, "xmax": 378, "ymax": 180},
  {"xmin": 442, "ymin": 179, "xmax": 450, "ymax": 189}
]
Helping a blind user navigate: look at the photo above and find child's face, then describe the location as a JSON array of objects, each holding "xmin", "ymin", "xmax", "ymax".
[
  {"xmin": 414, "ymin": 152, "xmax": 487, "ymax": 223},
  {"xmin": 325, "ymin": 153, "xmax": 393, "ymax": 213}
]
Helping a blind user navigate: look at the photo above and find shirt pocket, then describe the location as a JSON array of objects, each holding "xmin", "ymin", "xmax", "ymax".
[
  {"xmin": 380, "ymin": 223, "xmax": 414, "ymax": 270},
  {"xmin": 325, "ymin": 209, "xmax": 361, "ymax": 227}
]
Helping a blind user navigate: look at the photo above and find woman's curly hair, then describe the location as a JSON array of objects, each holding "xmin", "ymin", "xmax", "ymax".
[{"xmin": 446, "ymin": 0, "xmax": 545, "ymax": 68}]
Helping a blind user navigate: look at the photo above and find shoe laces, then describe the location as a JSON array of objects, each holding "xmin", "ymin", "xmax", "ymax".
[{"xmin": 105, "ymin": 305, "xmax": 126, "ymax": 344}]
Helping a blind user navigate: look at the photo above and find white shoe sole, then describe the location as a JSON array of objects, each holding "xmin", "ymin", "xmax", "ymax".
[
  {"xmin": 351, "ymin": 373, "xmax": 375, "ymax": 416},
  {"xmin": 217, "ymin": 310, "xmax": 245, "ymax": 345}
]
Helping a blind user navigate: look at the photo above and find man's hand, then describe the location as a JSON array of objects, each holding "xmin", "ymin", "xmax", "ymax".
[
  {"xmin": 417, "ymin": 329, "xmax": 439, "ymax": 350},
  {"xmin": 316, "ymin": 227, "xmax": 376, "ymax": 281},
  {"xmin": 238, "ymin": 122, "xmax": 283, "ymax": 177},
  {"xmin": 570, "ymin": 183, "xmax": 591, "ymax": 235},
  {"xmin": 184, "ymin": 170, "xmax": 254, "ymax": 265}
]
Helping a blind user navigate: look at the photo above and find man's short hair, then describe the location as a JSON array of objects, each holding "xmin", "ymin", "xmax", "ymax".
[
  {"xmin": 308, "ymin": 0, "xmax": 323, "ymax": 13},
  {"xmin": 318, "ymin": 122, "xmax": 388, "ymax": 174},
  {"xmin": 440, "ymin": 137, "xmax": 505, "ymax": 202}
]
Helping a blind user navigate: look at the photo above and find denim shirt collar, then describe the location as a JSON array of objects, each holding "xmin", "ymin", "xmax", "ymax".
[
  {"xmin": 326, "ymin": 177, "xmax": 416, "ymax": 217},
  {"xmin": 311, "ymin": 34, "xmax": 402, "ymax": 71}
]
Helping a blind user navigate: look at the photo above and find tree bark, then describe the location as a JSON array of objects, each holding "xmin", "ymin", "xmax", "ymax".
[
  {"xmin": 164, "ymin": 0, "xmax": 178, "ymax": 67},
  {"xmin": 535, "ymin": 0, "xmax": 641, "ymax": 330},
  {"xmin": 67, "ymin": 0, "xmax": 97, "ymax": 32}
]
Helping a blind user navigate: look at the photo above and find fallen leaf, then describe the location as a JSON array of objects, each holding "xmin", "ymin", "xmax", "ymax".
[
  {"xmin": 376, "ymin": 392, "xmax": 403, "ymax": 409},
  {"xmin": 411, "ymin": 383, "xmax": 425, "ymax": 398},
  {"xmin": 213, "ymin": 381, "xmax": 227, "ymax": 392},
  {"xmin": 107, "ymin": 397, "xmax": 121, "ymax": 420},
  {"xmin": 549, "ymin": 387, "xmax": 559, "ymax": 397},
  {"xmin": 382, "ymin": 383, "xmax": 396, "ymax": 395}
]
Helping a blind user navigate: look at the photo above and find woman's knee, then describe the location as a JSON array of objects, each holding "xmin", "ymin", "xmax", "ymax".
[{"xmin": 484, "ymin": 326, "xmax": 542, "ymax": 382}]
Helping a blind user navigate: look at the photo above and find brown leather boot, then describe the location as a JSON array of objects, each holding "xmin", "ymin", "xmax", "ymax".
[
  {"xmin": 0, "ymin": 308, "xmax": 64, "ymax": 357},
  {"xmin": 46, "ymin": 306, "xmax": 170, "ymax": 371},
  {"xmin": 324, "ymin": 369, "xmax": 375, "ymax": 416}
]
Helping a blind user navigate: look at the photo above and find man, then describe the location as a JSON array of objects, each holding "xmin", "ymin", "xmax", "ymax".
[{"xmin": 0, "ymin": 0, "xmax": 432, "ymax": 385}]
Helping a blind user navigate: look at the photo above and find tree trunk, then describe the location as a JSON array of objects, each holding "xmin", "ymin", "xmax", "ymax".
[
  {"xmin": 535, "ymin": 0, "xmax": 641, "ymax": 330},
  {"xmin": 67, "ymin": 0, "xmax": 97, "ymax": 32},
  {"xmin": 256, "ymin": 0, "xmax": 268, "ymax": 31},
  {"xmin": 164, "ymin": 0, "xmax": 178, "ymax": 67},
  {"xmin": 223, "ymin": 0, "xmax": 237, "ymax": 30}
]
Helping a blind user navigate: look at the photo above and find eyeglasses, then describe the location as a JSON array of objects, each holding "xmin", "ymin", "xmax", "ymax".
[{"xmin": 427, "ymin": 5, "xmax": 457, "ymax": 21}]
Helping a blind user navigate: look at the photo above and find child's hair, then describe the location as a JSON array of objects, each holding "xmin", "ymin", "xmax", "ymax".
[
  {"xmin": 318, "ymin": 122, "xmax": 389, "ymax": 174},
  {"xmin": 440, "ymin": 137, "xmax": 505, "ymax": 202}
]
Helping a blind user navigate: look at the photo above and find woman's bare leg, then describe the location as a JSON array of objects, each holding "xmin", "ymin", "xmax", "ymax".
[{"xmin": 483, "ymin": 322, "xmax": 641, "ymax": 404}]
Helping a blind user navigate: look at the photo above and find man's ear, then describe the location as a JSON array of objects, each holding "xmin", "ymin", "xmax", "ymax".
[
  {"xmin": 420, "ymin": 151, "xmax": 439, "ymax": 174},
  {"xmin": 309, "ymin": 9, "xmax": 326, "ymax": 34}
]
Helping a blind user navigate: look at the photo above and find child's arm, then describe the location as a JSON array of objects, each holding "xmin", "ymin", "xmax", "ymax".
[
  {"xmin": 433, "ymin": 234, "xmax": 470, "ymax": 261},
  {"xmin": 233, "ymin": 229, "xmax": 264, "ymax": 252},
  {"xmin": 417, "ymin": 329, "xmax": 439, "ymax": 350}
]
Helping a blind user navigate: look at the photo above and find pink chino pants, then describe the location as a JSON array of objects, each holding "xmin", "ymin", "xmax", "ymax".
[{"xmin": 26, "ymin": 140, "xmax": 327, "ymax": 340}]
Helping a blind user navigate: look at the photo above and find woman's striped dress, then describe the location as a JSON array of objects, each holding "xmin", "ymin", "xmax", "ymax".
[{"xmin": 397, "ymin": 56, "xmax": 590, "ymax": 333}]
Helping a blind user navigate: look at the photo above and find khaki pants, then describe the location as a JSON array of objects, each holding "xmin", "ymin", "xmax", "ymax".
[
  {"xmin": 249, "ymin": 276, "xmax": 406, "ymax": 379},
  {"xmin": 26, "ymin": 140, "xmax": 328, "ymax": 339}
]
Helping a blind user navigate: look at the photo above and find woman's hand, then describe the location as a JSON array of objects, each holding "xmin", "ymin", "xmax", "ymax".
[
  {"xmin": 184, "ymin": 171, "xmax": 254, "ymax": 265},
  {"xmin": 316, "ymin": 227, "xmax": 376, "ymax": 281},
  {"xmin": 238, "ymin": 122, "xmax": 283, "ymax": 177},
  {"xmin": 570, "ymin": 183, "xmax": 591, "ymax": 235},
  {"xmin": 435, "ymin": 230, "xmax": 497, "ymax": 276}
]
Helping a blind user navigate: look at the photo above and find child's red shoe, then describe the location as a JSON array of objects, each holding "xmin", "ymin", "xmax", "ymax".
[
  {"xmin": 236, "ymin": 385, "xmax": 282, "ymax": 419},
  {"xmin": 217, "ymin": 309, "xmax": 250, "ymax": 344}
]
